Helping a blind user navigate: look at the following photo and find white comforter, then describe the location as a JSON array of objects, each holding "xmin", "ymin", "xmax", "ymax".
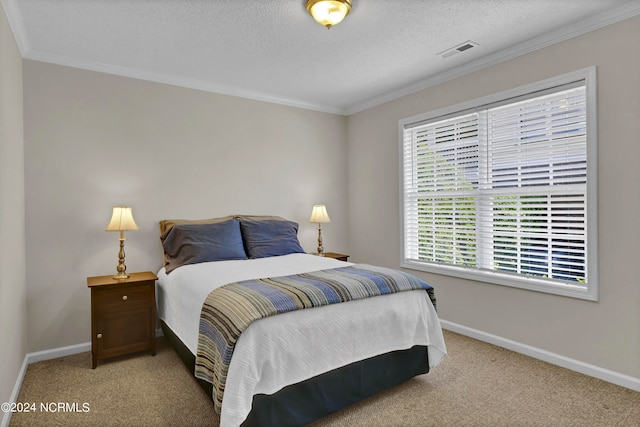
[{"xmin": 156, "ymin": 253, "xmax": 446, "ymax": 427}]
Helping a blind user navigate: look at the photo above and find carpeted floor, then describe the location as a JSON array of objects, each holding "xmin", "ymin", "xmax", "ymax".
[{"xmin": 9, "ymin": 330, "xmax": 640, "ymax": 426}]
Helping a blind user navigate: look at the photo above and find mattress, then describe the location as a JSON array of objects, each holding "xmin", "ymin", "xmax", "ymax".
[{"xmin": 156, "ymin": 253, "xmax": 447, "ymax": 427}]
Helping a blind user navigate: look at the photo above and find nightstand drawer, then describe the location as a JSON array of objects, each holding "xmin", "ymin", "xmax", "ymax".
[{"xmin": 94, "ymin": 283, "xmax": 152, "ymax": 311}]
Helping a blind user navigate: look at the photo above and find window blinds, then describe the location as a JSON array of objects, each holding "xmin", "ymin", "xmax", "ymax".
[{"xmin": 403, "ymin": 84, "xmax": 588, "ymax": 286}]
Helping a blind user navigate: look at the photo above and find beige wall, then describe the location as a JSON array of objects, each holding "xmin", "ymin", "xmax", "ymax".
[
  {"xmin": 347, "ymin": 15, "xmax": 640, "ymax": 378},
  {"xmin": 23, "ymin": 62, "xmax": 349, "ymax": 351},
  {"xmin": 0, "ymin": 3, "xmax": 27, "ymax": 410},
  {"xmin": 9, "ymin": 9, "xmax": 640, "ymax": 389}
]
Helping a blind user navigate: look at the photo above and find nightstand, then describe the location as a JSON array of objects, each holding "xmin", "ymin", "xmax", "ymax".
[
  {"xmin": 320, "ymin": 252, "xmax": 349, "ymax": 262},
  {"xmin": 86, "ymin": 271, "xmax": 157, "ymax": 369}
]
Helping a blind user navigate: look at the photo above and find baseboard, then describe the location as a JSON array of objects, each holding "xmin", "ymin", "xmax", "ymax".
[
  {"xmin": 3, "ymin": 323, "xmax": 637, "ymax": 427},
  {"xmin": 27, "ymin": 341, "xmax": 91, "ymax": 364},
  {"xmin": 0, "ymin": 356, "xmax": 28, "ymax": 427},
  {"xmin": 1, "ymin": 328, "xmax": 165, "ymax": 427},
  {"xmin": 1, "ymin": 341, "xmax": 92, "ymax": 427},
  {"xmin": 440, "ymin": 320, "xmax": 640, "ymax": 392}
]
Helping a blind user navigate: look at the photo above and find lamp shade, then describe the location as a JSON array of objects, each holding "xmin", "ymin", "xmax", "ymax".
[
  {"xmin": 306, "ymin": 0, "xmax": 352, "ymax": 29},
  {"xmin": 309, "ymin": 205, "xmax": 331, "ymax": 223},
  {"xmin": 105, "ymin": 206, "xmax": 139, "ymax": 232}
]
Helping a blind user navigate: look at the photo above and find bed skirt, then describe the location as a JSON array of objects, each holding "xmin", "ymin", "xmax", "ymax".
[{"xmin": 160, "ymin": 320, "xmax": 430, "ymax": 426}]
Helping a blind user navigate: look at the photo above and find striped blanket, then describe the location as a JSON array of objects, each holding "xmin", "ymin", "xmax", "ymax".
[{"xmin": 194, "ymin": 264, "xmax": 436, "ymax": 414}]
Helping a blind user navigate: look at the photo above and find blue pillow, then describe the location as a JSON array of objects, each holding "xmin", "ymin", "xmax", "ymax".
[
  {"xmin": 239, "ymin": 219, "xmax": 305, "ymax": 259},
  {"xmin": 161, "ymin": 219, "xmax": 247, "ymax": 273}
]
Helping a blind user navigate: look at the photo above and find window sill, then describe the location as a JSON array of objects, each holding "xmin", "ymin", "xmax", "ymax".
[{"xmin": 401, "ymin": 260, "xmax": 598, "ymax": 301}]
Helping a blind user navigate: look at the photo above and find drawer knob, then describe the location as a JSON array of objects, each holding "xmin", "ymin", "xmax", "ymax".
[
  {"xmin": 122, "ymin": 295, "xmax": 128, "ymax": 301},
  {"xmin": 97, "ymin": 333, "xmax": 103, "ymax": 339}
]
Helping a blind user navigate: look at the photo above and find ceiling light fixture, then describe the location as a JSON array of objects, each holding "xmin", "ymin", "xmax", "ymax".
[{"xmin": 306, "ymin": 0, "xmax": 352, "ymax": 29}]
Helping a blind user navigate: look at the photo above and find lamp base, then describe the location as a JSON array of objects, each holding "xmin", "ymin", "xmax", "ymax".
[
  {"xmin": 316, "ymin": 224, "xmax": 324, "ymax": 256},
  {"xmin": 112, "ymin": 235, "xmax": 129, "ymax": 280}
]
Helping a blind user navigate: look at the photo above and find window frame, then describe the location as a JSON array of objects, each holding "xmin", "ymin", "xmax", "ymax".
[{"xmin": 399, "ymin": 67, "xmax": 598, "ymax": 301}]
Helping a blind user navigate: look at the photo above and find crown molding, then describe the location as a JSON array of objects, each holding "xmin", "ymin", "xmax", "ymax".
[
  {"xmin": 1, "ymin": 0, "xmax": 30, "ymax": 55},
  {"xmin": 23, "ymin": 48, "xmax": 348, "ymax": 115},
  {"xmin": 4, "ymin": 0, "xmax": 639, "ymax": 117},
  {"xmin": 3, "ymin": 0, "xmax": 346, "ymax": 115},
  {"xmin": 345, "ymin": 2, "xmax": 640, "ymax": 115}
]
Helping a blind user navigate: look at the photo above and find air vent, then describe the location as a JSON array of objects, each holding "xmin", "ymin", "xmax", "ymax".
[{"xmin": 438, "ymin": 40, "xmax": 478, "ymax": 59}]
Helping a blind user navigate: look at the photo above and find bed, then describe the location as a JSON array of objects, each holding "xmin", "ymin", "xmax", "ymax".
[{"xmin": 156, "ymin": 215, "xmax": 446, "ymax": 427}]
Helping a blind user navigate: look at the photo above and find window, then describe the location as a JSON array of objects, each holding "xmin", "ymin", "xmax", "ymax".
[{"xmin": 400, "ymin": 68, "xmax": 598, "ymax": 300}]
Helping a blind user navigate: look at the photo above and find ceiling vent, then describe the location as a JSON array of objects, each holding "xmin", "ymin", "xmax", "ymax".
[{"xmin": 438, "ymin": 40, "xmax": 478, "ymax": 59}]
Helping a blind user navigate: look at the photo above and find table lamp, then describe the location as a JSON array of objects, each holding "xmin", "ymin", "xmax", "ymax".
[
  {"xmin": 105, "ymin": 206, "xmax": 138, "ymax": 279},
  {"xmin": 309, "ymin": 205, "xmax": 331, "ymax": 256}
]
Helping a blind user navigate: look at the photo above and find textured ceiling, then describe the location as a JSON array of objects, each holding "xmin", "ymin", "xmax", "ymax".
[{"xmin": 3, "ymin": 0, "xmax": 640, "ymax": 114}]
